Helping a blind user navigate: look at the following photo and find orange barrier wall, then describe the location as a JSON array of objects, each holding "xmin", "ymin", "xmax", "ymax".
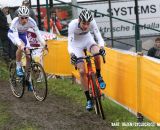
[{"xmin": 44, "ymin": 40, "xmax": 160, "ymax": 123}]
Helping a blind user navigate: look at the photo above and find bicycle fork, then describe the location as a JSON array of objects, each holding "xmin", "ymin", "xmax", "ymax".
[{"xmin": 88, "ymin": 74, "xmax": 102, "ymax": 98}]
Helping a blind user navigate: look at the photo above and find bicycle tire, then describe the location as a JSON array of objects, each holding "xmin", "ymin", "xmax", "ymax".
[
  {"xmin": 9, "ymin": 60, "xmax": 25, "ymax": 98},
  {"xmin": 31, "ymin": 62, "xmax": 48, "ymax": 101},
  {"xmin": 91, "ymin": 73, "xmax": 105, "ymax": 120},
  {"xmin": 88, "ymin": 78, "xmax": 99, "ymax": 114}
]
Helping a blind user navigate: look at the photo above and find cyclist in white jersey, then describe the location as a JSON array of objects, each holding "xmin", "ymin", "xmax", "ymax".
[
  {"xmin": 8, "ymin": 6, "xmax": 47, "ymax": 91},
  {"xmin": 68, "ymin": 9, "xmax": 106, "ymax": 111}
]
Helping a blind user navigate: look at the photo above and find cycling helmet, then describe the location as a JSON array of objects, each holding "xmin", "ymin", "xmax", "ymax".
[
  {"xmin": 22, "ymin": 0, "xmax": 30, "ymax": 5},
  {"xmin": 18, "ymin": 6, "xmax": 29, "ymax": 17},
  {"xmin": 79, "ymin": 9, "xmax": 93, "ymax": 22}
]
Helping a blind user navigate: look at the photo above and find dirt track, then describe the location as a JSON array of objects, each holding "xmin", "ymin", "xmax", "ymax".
[{"xmin": 0, "ymin": 80, "xmax": 113, "ymax": 130}]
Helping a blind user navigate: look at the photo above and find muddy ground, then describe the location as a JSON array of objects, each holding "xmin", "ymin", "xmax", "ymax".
[{"xmin": 0, "ymin": 80, "xmax": 113, "ymax": 130}]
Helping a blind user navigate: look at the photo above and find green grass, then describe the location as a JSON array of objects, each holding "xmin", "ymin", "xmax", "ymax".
[
  {"xmin": 48, "ymin": 78, "xmax": 160, "ymax": 130},
  {"xmin": 0, "ymin": 59, "xmax": 159, "ymax": 130},
  {"xmin": 0, "ymin": 58, "xmax": 9, "ymax": 80}
]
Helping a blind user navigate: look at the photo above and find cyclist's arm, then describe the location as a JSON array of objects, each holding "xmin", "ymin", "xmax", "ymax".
[
  {"xmin": 9, "ymin": 19, "xmax": 22, "ymax": 46},
  {"xmin": 68, "ymin": 21, "xmax": 75, "ymax": 54},
  {"xmin": 12, "ymin": 29, "xmax": 22, "ymax": 46},
  {"xmin": 91, "ymin": 19, "xmax": 105, "ymax": 47}
]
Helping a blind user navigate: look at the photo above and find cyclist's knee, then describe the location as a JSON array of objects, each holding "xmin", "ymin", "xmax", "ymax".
[
  {"xmin": 17, "ymin": 47, "xmax": 22, "ymax": 54},
  {"xmin": 77, "ymin": 63, "xmax": 86, "ymax": 76},
  {"xmin": 79, "ymin": 68, "xmax": 86, "ymax": 77},
  {"xmin": 90, "ymin": 44, "xmax": 99, "ymax": 54}
]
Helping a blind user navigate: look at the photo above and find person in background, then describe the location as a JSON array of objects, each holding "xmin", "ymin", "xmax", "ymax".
[
  {"xmin": 0, "ymin": 5, "xmax": 14, "ymax": 63},
  {"xmin": 43, "ymin": 9, "xmax": 62, "ymax": 35},
  {"xmin": 13, "ymin": 0, "xmax": 37, "ymax": 24},
  {"xmin": 147, "ymin": 37, "xmax": 160, "ymax": 59}
]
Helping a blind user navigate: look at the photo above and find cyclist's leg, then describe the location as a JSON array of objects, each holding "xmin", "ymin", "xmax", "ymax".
[
  {"xmin": 87, "ymin": 41, "xmax": 106, "ymax": 89},
  {"xmin": 16, "ymin": 42, "xmax": 26, "ymax": 76},
  {"xmin": 73, "ymin": 47, "xmax": 88, "ymax": 91},
  {"xmin": 76, "ymin": 62, "xmax": 88, "ymax": 91},
  {"xmin": 77, "ymin": 61, "xmax": 93, "ymax": 110},
  {"xmin": 73, "ymin": 47, "xmax": 93, "ymax": 110},
  {"xmin": 32, "ymin": 48, "xmax": 43, "ymax": 66},
  {"xmin": 23, "ymin": 36, "xmax": 33, "ymax": 91},
  {"xmin": 8, "ymin": 32, "xmax": 25, "ymax": 76},
  {"xmin": 90, "ymin": 44, "xmax": 101, "ymax": 69},
  {"xmin": 86, "ymin": 33, "xmax": 101, "ymax": 70}
]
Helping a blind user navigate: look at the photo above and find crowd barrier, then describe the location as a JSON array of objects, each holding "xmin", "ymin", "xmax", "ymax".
[
  {"xmin": 44, "ymin": 40, "xmax": 160, "ymax": 124},
  {"xmin": 44, "ymin": 39, "xmax": 74, "ymax": 76}
]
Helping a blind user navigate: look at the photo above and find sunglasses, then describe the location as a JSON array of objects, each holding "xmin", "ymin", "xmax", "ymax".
[{"xmin": 20, "ymin": 17, "xmax": 28, "ymax": 19}]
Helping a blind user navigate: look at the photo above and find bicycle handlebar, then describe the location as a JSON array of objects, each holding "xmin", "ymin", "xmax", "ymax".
[
  {"xmin": 77, "ymin": 52, "xmax": 106, "ymax": 64},
  {"xmin": 24, "ymin": 46, "xmax": 45, "ymax": 51},
  {"xmin": 23, "ymin": 46, "xmax": 48, "ymax": 57}
]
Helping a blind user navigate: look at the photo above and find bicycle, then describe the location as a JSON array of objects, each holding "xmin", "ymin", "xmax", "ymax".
[
  {"xmin": 9, "ymin": 47, "xmax": 48, "ymax": 101},
  {"xmin": 76, "ymin": 49, "xmax": 106, "ymax": 120}
]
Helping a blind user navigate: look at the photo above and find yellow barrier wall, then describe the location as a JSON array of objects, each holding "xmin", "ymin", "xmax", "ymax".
[
  {"xmin": 44, "ymin": 40, "xmax": 74, "ymax": 76},
  {"xmin": 139, "ymin": 57, "xmax": 160, "ymax": 123},
  {"xmin": 44, "ymin": 40, "xmax": 160, "ymax": 123},
  {"xmin": 102, "ymin": 48, "xmax": 138, "ymax": 112}
]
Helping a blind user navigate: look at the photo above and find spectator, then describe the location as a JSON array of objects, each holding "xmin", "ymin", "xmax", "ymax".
[
  {"xmin": 43, "ymin": 9, "xmax": 62, "ymax": 35},
  {"xmin": 147, "ymin": 37, "xmax": 160, "ymax": 59},
  {"xmin": 0, "ymin": 5, "xmax": 15, "ymax": 63},
  {"xmin": 13, "ymin": 0, "xmax": 37, "ymax": 24}
]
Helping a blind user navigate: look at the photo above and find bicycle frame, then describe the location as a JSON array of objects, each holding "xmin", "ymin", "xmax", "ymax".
[
  {"xmin": 76, "ymin": 50, "xmax": 103, "ymax": 97},
  {"xmin": 24, "ymin": 47, "xmax": 44, "ymax": 72},
  {"xmin": 85, "ymin": 55, "xmax": 102, "ymax": 98},
  {"xmin": 75, "ymin": 50, "xmax": 105, "ymax": 119}
]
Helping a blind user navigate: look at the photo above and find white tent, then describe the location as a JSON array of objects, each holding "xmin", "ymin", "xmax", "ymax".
[
  {"xmin": 31, "ymin": 0, "xmax": 97, "ymax": 5},
  {"xmin": 0, "ymin": 0, "xmax": 23, "ymax": 7},
  {"xmin": 0, "ymin": 0, "xmax": 96, "ymax": 7}
]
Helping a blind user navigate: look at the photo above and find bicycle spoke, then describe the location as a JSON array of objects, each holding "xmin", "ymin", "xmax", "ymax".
[
  {"xmin": 9, "ymin": 61, "xmax": 25, "ymax": 98},
  {"xmin": 31, "ymin": 62, "xmax": 48, "ymax": 101}
]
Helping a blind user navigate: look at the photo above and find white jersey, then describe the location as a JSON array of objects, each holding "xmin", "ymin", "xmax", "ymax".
[
  {"xmin": 68, "ymin": 19, "xmax": 105, "ymax": 54},
  {"xmin": 9, "ymin": 17, "xmax": 45, "ymax": 46}
]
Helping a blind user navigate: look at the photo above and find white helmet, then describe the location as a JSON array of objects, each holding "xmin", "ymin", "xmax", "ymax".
[
  {"xmin": 79, "ymin": 9, "xmax": 93, "ymax": 22},
  {"xmin": 18, "ymin": 6, "xmax": 29, "ymax": 17}
]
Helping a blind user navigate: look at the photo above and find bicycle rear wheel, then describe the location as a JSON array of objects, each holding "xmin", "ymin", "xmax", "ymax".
[
  {"xmin": 31, "ymin": 62, "xmax": 48, "ymax": 101},
  {"xmin": 9, "ymin": 61, "xmax": 25, "ymax": 98},
  {"xmin": 91, "ymin": 73, "xmax": 105, "ymax": 120}
]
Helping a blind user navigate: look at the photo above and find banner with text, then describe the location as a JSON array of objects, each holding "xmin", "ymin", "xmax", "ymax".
[{"xmin": 79, "ymin": 0, "xmax": 160, "ymax": 37}]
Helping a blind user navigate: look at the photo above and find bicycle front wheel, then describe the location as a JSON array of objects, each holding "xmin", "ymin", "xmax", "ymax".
[
  {"xmin": 91, "ymin": 73, "xmax": 105, "ymax": 120},
  {"xmin": 31, "ymin": 62, "xmax": 48, "ymax": 101},
  {"xmin": 9, "ymin": 61, "xmax": 25, "ymax": 98}
]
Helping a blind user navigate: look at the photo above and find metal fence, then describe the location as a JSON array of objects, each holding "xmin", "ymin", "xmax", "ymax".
[{"xmin": 50, "ymin": 0, "xmax": 160, "ymax": 54}]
